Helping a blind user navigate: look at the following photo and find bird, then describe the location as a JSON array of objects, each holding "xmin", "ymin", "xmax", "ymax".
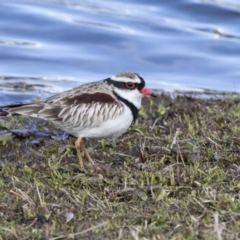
[{"xmin": 0, "ymin": 72, "xmax": 157, "ymax": 168}]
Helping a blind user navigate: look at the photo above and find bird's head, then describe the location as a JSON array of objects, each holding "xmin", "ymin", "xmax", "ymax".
[{"xmin": 105, "ymin": 72, "xmax": 157, "ymax": 109}]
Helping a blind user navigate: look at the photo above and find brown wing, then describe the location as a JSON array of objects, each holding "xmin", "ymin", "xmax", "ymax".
[
  {"xmin": 39, "ymin": 91, "xmax": 123, "ymax": 129},
  {"xmin": 1, "ymin": 81, "xmax": 123, "ymax": 129}
]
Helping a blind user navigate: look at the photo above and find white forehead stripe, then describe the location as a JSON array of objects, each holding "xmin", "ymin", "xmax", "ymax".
[{"xmin": 111, "ymin": 72, "xmax": 141, "ymax": 83}]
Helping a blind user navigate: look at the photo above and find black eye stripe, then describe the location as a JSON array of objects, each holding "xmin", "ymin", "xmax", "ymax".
[{"xmin": 105, "ymin": 78, "xmax": 145, "ymax": 91}]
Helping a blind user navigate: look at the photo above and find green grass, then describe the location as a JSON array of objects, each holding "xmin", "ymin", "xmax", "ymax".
[{"xmin": 1, "ymin": 94, "xmax": 240, "ymax": 239}]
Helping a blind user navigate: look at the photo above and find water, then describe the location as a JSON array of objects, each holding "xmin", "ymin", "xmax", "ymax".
[{"xmin": 0, "ymin": 0, "xmax": 240, "ymax": 105}]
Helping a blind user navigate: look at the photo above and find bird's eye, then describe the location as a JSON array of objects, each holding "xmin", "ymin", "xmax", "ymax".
[{"xmin": 126, "ymin": 82, "xmax": 135, "ymax": 89}]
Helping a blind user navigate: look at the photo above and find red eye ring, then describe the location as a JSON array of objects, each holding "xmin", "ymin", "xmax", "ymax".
[{"xmin": 126, "ymin": 82, "xmax": 135, "ymax": 89}]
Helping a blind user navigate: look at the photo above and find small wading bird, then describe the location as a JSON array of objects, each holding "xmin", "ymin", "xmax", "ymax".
[{"xmin": 0, "ymin": 72, "xmax": 157, "ymax": 168}]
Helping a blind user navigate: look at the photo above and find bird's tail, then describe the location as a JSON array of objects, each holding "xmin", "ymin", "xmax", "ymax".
[{"xmin": 0, "ymin": 103, "xmax": 44, "ymax": 118}]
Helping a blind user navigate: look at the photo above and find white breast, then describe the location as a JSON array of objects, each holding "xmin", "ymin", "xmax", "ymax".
[{"xmin": 75, "ymin": 104, "xmax": 133, "ymax": 139}]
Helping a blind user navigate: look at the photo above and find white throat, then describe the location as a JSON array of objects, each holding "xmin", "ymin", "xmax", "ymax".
[{"xmin": 113, "ymin": 87, "xmax": 143, "ymax": 110}]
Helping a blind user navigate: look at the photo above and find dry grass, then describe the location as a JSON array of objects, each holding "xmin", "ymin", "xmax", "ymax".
[{"xmin": 1, "ymin": 94, "xmax": 240, "ymax": 239}]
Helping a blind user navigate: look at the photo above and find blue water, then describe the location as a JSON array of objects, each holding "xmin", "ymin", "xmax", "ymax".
[{"xmin": 1, "ymin": 0, "xmax": 240, "ymax": 104}]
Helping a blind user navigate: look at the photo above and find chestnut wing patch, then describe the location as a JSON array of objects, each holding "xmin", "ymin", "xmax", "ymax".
[{"xmin": 69, "ymin": 93, "xmax": 116, "ymax": 105}]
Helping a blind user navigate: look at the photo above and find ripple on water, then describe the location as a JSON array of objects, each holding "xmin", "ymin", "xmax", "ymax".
[{"xmin": 0, "ymin": 0, "xmax": 240, "ymax": 105}]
